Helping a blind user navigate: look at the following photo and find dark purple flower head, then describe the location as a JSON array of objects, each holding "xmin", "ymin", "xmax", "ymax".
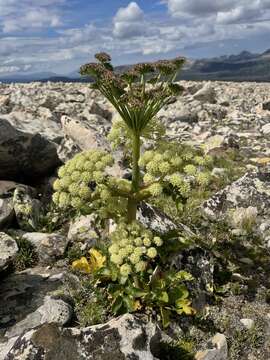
[
  {"xmin": 154, "ymin": 60, "xmax": 177, "ymax": 75},
  {"xmin": 121, "ymin": 69, "xmax": 140, "ymax": 83},
  {"xmin": 95, "ymin": 52, "xmax": 112, "ymax": 63},
  {"xmin": 80, "ymin": 63, "xmax": 105, "ymax": 77},
  {"xmin": 133, "ymin": 62, "xmax": 155, "ymax": 75},
  {"xmin": 172, "ymin": 56, "xmax": 186, "ymax": 68}
]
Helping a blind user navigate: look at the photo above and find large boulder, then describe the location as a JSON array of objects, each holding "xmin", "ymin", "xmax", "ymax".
[
  {"xmin": 0, "ymin": 232, "xmax": 18, "ymax": 272},
  {"xmin": 202, "ymin": 171, "xmax": 270, "ymax": 222},
  {"xmin": 0, "ymin": 118, "xmax": 61, "ymax": 181},
  {"xmin": 5, "ymin": 314, "xmax": 162, "ymax": 360},
  {"xmin": 0, "ymin": 267, "xmax": 68, "ymax": 358}
]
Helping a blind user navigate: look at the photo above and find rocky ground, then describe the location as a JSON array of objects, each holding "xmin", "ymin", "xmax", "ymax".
[{"xmin": 0, "ymin": 80, "xmax": 270, "ymax": 359}]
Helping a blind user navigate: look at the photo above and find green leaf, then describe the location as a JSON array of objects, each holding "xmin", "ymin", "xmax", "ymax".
[
  {"xmin": 111, "ymin": 296, "xmax": 123, "ymax": 315},
  {"xmin": 123, "ymin": 296, "xmax": 136, "ymax": 312},
  {"xmin": 159, "ymin": 291, "xmax": 169, "ymax": 303},
  {"xmin": 107, "ymin": 283, "xmax": 123, "ymax": 294},
  {"xmin": 175, "ymin": 271, "xmax": 194, "ymax": 282},
  {"xmin": 175, "ymin": 299, "xmax": 196, "ymax": 316},
  {"xmin": 169, "ymin": 284, "xmax": 189, "ymax": 303},
  {"xmin": 126, "ymin": 287, "xmax": 148, "ymax": 298},
  {"xmin": 160, "ymin": 307, "xmax": 171, "ymax": 328}
]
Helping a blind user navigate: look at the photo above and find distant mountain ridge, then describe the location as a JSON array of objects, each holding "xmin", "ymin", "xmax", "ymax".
[
  {"xmin": 181, "ymin": 48, "xmax": 270, "ymax": 81},
  {"xmin": 1, "ymin": 48, "xmax": 270, "ymax": 83}
]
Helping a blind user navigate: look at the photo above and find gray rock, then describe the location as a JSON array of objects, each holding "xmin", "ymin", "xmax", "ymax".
[
  {"xmin": 202, "ymin": 171, "xmax": 270, "ymax": 225},
  {"xmin": 138, "ymin": 202, "xmax": 194, "ymax": 237},
  {"xmin": 5, "ymin": 314, "xmax": 162, "ymax": 360},
  {"xmin": 195, "ymin": 333, "xmax": 228, "ymax": 360},
  {"xmin": 0, "ymin": 233, "xmax": 18, "ymax": 272},
  {"xmin": 0, "ymin": 181, "xmax": 17, "ymax": 195},
  {"xmin": 171, "ymin": 247, "xmax": 214, "ymax": 311},
  {"xmin": 240, "ymin": 318, "xmax": 255, "ymax": 330},
  {"xmin": 261, "ymin": 123, "xmax": 270, "ymax": 135},
  {"xmin": 193, "ymin": 83, "xmax": 217, "ymax": 104},
  {"xmin": 0, "ymin": 198, "xmax": 14, "ymax": 229},
  {"xmin": 22, "ymin": 232, "xmax": 68, "ymax": 265},
  {"xmin": 0, "ymin": 266, "xmax": 66, "ymax": 347},
  {"xmin": 61, "ymin": 115, "xmax": 109, "ymax": 151},
  {"xmin": 0, "ymin": 337, "xmax": 18, "ymax": 360},
  {"xmin": 262, "ymin": 101, "xmax": 270, "ymax": 111},
  {"xmin": 0, "ymin": 118, "xmax": 61, "ymax": 181},
  {"xmin": 5, "ymin": 296, "xmax": 72, "ymax": 339},
  {"xmin": 67, "ymin": 214, "xmax": 101, "ymax": 249},
  {"xmin": 13, "ymin": 186, "xmax": 42, "ymax": 231},
  {"xmin": 57, "ymin": 136, "xmax": 81, "ymax": 163},
  {"xmin": 87, "ymin": 99, "xmax": 112, "ymax": 120}
]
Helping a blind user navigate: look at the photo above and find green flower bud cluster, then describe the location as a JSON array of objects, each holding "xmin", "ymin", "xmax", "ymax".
[
  {"xmin": 108, "ymin": 116, "xmax": 165, "ymax": 154},
  {"xmin": 52, "ymin": 149, "xmax": 114, "ymax": 210},
  {"xmin": 107, "ymin": 118, "xmax": 131, "ymax": 150},
  {"xmin": 139, "ymin": 144, "xmax": 213, "ymax": 199},
  {"xmin": 109, "ymin": 221, "xmax": 163, "ymax": 276}
]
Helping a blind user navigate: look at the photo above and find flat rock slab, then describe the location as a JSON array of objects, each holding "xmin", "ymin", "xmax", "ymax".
[
  {"xmin": 0, "ymin": 267, "xmax": 65, "ymax": 341},
  {"xmin": 4, "ymin": 314, "xmax": 161, "ymax": 360},
  {"xmin": 0, "ymin": 233, "xmax": 18, "ymax": 271},
  {"xmin": 202, "ymin": 171, "xmax": 270, "ymax": 221},
  {"xmin": 0, "ymin": 118, "xmax": 61, "ymax": 181}
]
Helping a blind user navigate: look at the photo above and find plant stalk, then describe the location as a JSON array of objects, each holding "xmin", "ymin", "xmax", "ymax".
[{"xmin": 127, "ymin": 133, "xmax": 141, "ymax": 223}]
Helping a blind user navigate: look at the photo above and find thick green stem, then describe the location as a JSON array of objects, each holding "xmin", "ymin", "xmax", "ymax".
[{"xmin": 127, "ymin": 133, "xmax": 141, "ymax": 223}]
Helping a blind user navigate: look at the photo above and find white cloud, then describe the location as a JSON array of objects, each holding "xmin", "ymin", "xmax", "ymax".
[
  {"xmin": 114, "ymin": 2, "xmax": 143, "ymax": 22},
  {"xmin": 166, "ymin": 0, "xmax": 270, "ymax": 23},
  {"xmin": 57, "ymin": 24, "xmax": 97, "ymax": 45},
  {"xmin": 167, "ymin": 0, "xmax": 235, "ymax": 17},
  {"xmin": 0, "ymin": 64, "xmax": 32, "ymax": 74},
  {"xmin": 0, "ymin": 0, "xmax": 64, "ymax": 33},
  {"xmin": 113, "ymin": 2, "xmax": 147, "ymax": 38},
  {"xmin": 2, "ymin": 9, "xmax": 61, "ymax": 33}
]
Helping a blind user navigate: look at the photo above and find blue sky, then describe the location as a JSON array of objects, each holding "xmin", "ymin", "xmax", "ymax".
[{"xmin": 1, "ymin": 0, "xmax": 270, "ymax": 76}]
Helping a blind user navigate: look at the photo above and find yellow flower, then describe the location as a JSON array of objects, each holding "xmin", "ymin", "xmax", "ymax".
[
  {"xmin": 88, "ymin": 248, "xmax": 106, "ymax": 271},
  {"xmin": 143, "ymin": 237, "xmax": 152, "ymax": 247},
  {"xmin": 108, "ymin": 244, "xmax": 119, "ymax": 254},
  {"xmin": 135, "ymin": 261, "xmax": 147, "ymax": 272},
  {"xmin": 72, "ymin": 257, "xmax": 91, "ymax": 273},
  {"xmin": 153, "ymin": 237, "xmax": 163, "ymax": 246},
  {"xmin": 147, "ymin": 247, "xmax": 157, "ymax": 259},
  {"xmin": 129, "ymin": 253, "xmax": 141, "ymax": 265},
  {"xmin": 111, "ymin": 254, "xmax": 123, "ymax": 265},
  {"xmin": 120, "ymin": 263, "xmax": 132, "ymax": 277}
]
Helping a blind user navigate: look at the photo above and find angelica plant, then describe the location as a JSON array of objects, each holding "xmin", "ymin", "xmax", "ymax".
[{"xmin": 54, "ymin": 53, "xmax": 217, "ymax": 327}]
